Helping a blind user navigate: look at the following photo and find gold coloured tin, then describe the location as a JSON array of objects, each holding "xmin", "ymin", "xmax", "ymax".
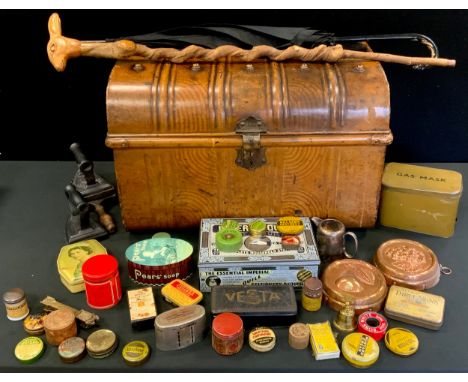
[
  {"xmin": 384, "ymin": 328, "xmax": 419, "ymax": 357},
  {"xmin": 321, "ymin": 259, "xmax": 387, "ymax": 314},
  {"xmin": 374, "ymin": 239, "xmax": 440, "ymax": 290},
  {"xmin": 14, "ymin": 337, "xmax": 45, "ymax": 364},
  {"xmin": 23, "ymin": 312, "xmax": 48, "ymax": 336},
  {"xmin": 58, "ymin": 337, "xmax": 86, "ymax": 363},
  {"xmin": 86, "ymin": 329, "xmax": 118, "ymax": 358},
  {"xmin": 341, "ymin": 333, "xmax": 379, "ymax": 368},
  {"xmin": 380, "ymin": 163, "xmax": 463, "ymax": 238},
  {"xmin": 122, "ymin": 340, "xmax": 151, "ymax": 366},
  {"xmin": 384, "ymin": 285, "xmax": 445, "ymax": 330}
]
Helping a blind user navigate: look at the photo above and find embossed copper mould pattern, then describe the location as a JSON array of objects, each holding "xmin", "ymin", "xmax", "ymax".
[
  {"xmin": 321, "ymin": 259, "xmax": 388, "ymax": 314},
  {"xmin": 373, "ymin": 239, "xmax": 440, "ymax": 290}
]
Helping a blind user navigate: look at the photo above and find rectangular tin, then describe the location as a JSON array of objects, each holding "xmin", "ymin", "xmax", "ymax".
[
  {"xmin": 127, "ymin": 287, "xmax": 157, "ymax": 330},
  {"xmin": 384, "ymin": 285, "xmax": 445, "ymax": 330},
  {"xmin": 380, "ymin": 163, "xmax": 463, "ymax": 237},
  {"xmin": 198, "ymin": 217, "xmax": 320, "ymax": 292},
  {"xmin": 211, "ymin": 285, "xmax": 297, "ymax": 327}
]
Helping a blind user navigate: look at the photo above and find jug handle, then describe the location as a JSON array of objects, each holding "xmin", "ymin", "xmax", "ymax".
[
  {"xmin": 311, "ymin": 217, "xmax": 323, "ymax": 227},
  {"xmin": 344, "ymin": 232, "xmax": 358, "ymax": 258}
]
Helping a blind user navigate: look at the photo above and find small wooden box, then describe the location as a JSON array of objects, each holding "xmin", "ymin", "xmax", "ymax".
[{"xmin": 106, "ymin": 50, "xmax": 392, "ymax": 230}]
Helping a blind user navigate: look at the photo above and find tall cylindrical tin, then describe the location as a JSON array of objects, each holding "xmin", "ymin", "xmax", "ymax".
[
  {"xmin": 3, "ymin": 288, "xmax": 29, "ymax": 321},
  {"xmin": 212, "ymin": 313, "xmax": 244, "ymax": 356},
  {"xmin": 43, "ymin": 309, "xmax": 77, "ymax": 346}
]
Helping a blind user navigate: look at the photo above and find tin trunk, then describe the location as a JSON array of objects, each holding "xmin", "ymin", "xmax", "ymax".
[{"xmin": 106, "ymin": 47, "xmax": 391, "ymax": 230}]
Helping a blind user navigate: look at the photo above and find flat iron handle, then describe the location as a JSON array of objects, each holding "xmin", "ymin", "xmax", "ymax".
[
  {"xmin": 65, "ymin": 184, "xmax": 88, "ymax": 213},
  {"xmin": 70, "ymin": 142, "xmax": 95, "ymax": 185}
]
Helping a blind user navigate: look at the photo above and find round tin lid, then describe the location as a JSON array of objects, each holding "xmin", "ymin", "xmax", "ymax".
[
  {"xmin": 374, "ymin": 239, "xmax": 440, "ymax": 290},
  {"xmin": 212, "ymin": 312, "xmax": 243, "ymax": 340},
  {"xmin": 288, "ymin": 323, "xmax": 310, "ymax": 349},
  {"xmin": 384, "ymin": 328, "xmax": 419, "ymax": 357},
  {"xmin": 125, "ymin": 238, "xmax": 193, "ymax": 266},
  {"xmin": 43, "ymin": 309, "xmax": 76, "ymax": 331},
  {"xmin": 23, "ymin": 312, "xmax": 48, "ymax": 335},
  {"xmin": 249, "ymin": 220, "xmax": 267, "ymax": 237},
  {"xmin": 342, "ymin": 333, "xmax": 379, "ymax": 368},
  {"xmin": 122, "ymin": 340, "xmax": 151, "ymax": 366},
  {"xmin": 14, "ymin": 337, "xmax": 45, "ymax": 364},
  {"xmin": 276, "ymin": 216, "xmax": 304, "ymax": 235},
  {"xmin": 221, "ymin": 219, "xmax": 239, "ymax": 230},
  {"xmin": 3, "ymin": 288, "xmax": 25, "ymax": 304},
  {"xmin": 86, "ymin": 329, "xmax": 117, "ymax": 356},
  {"xmin": 248, "ymin": 327, "xmax": 276, "ymax": 352},
  {"xmin": 152, "ymin": 232, "xmax": 171, "ymax": 238},
  {"xmin": 303, "ymin": 277, "xmax": 322, "ymax": 293},
  {"xmin": 82, "ymin": 255, "xmax": 118, "ymax": 283},
  {"xmin": 215, "ymin": 229, "xmax": 243, "ymax": 252},
  {"xmin": 321, "ymin": 259, "xmax": 387, "ymax": 313},
  {"xmin": 58, "ymin": 337, "xmax": 86, "ymax": 363}
]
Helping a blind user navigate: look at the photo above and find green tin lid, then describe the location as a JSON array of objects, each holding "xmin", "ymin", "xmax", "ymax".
[
  {"xmin": 14, "ymin": 337, "xmax": 45, "ymax": 364},
  {"xmin": 125, "ymin": 238, "xmax": 193, "ymax": 266},
  {"xmin": 152, "ymin": 232, "xmax": 171, "ymax": 239},
  {"xmin": 221, "ymin": 220, "xmax": 239, "ymax": 230},
  {"xmin": 122, "ymin": 340, "xmax": 151, "ymax": 366},
  {"xmin": 249, "ymin": 220, "xmax": 267, "ymax": 236},
  {"xmin": 215, "ymin": 229, "xmax": 243, "ymax": 252}
]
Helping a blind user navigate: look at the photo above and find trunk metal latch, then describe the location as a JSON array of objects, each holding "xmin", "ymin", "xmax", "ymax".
[{"xmin": 235, "ymin": 116, "xmax": 267, "ymax": 170}]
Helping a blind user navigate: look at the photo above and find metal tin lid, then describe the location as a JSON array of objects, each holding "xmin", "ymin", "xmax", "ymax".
[
  {"xmin": 288, "ymin": 323, "xmax": 310, "ymax": 349},
  {"xmin": 3, "ymin": 288, "xmax": 25, "ymax": 304},
  {"xmin": 374, "ymin": 239, "xmax": 440, "ymax": 290},
  {"xmin": 23, "ymin": 312, "xmax": 48, "ymax": 336},
  {"xmin": 384, "ymin": 328, "xmax": 419, "ymax": 356},
  {"xmin": 249, "ymin": 220, "xmax": 267, "ymax": 237},
  {"xmin": 277, "ymin": 216, "xmax": 304, "ymax": 235},
  {"xmin": 212, "ymin": 312, "xmax": 244, "ymax": 340},
  {"xmin": 382, "ymin": 163, "xmax": 463, "ymax": 196},
  {"xmin": 86, "ymin": 329, "xmax": 118, "ymax": 356},
  {"xmin": 43, "ymin": 309, "xmax": 76, "ymax": 331},
  {"xmin": 155, "ymin": 304, "xmax": 206, "ymax": 330},
  {"xmin": 341, "ymin": 333, "xmax": 379, "ymax": 368},
  {"xmin": 221, "ymin": 219, "xmax": 240, "ymax": 230},
  {"xmin": 14, "ymin": 337, "xmax": 45, "ymax": 364},
  {"xmin": 303, "ymin": 277, "xmax": 322, "ymax": 294},
  {"xmin": 161, "ymin": 279, "xmax": 203, "ymax": 306},
  {"xmin": 82, "ymin": 255, "xmax": 118, "ymax": 283},
  {"xmin": 58, "ymin": 337, "xmax": 86, "ymax": 363},
  {"xmin": 215, "ymin": 229, "xmax": 243, "ymax": 252},
  {"xmin": 248, "ymin": 327, "xmax": 276, "ymax": 352},
  {"xmin": 122, "ymin": 340, "xmax": 151, "ymax": 366},
  {"xmin": 125, "ymin": 238, "xmax": 193, "ymax": 266},
  {"xmin": 244, "ymin": 236, "xmax": 272, "ymax": 252},
  {"xmin": 152, "ymin": 232, "xmax": 171, "ymax": 238},
  {"xmin": 321, "ymin": 259, "xmax": 388, "ymax": 314}
]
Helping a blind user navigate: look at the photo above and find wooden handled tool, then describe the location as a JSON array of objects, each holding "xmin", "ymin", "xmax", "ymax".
[{"xmin": 47, "ymin": 13, "xmax": 456, "ymax": 72}]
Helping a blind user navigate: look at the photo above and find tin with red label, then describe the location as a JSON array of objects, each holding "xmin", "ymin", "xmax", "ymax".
[
  {"xmin": 82, "ymin": 255, "xmax": 122, "ymax": 309},
  {"xmin": 212, "ymin": 312, "xmax": 244, "ymax": 356},
  {"xmin": 161, "ymin": 279, "xmax": 203, "ymax": 307},
  {"xmin": 357, "ymin": 311, "xmax": 388, "ymax": 341}
]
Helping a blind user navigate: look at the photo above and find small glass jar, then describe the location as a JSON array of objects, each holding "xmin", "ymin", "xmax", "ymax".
[
  {"xmin": 212, "ymin": 312, "xmax": 244, "ymax": 355},
  {"xmin": 302, "ymin": 277, "xmax": 323, "ymax": 312},
  {"xmin": 3, "ymin": 288, "xmax": 29, "ymax": 321}
]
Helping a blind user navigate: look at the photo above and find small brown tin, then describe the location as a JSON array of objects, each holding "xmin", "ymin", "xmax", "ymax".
[
  {"xmin": 321, "ymin": 259, "xmax": 387, "ymax": 314},
  {"xmin": 58, "ymin": 337, "xmax": 86, "ymax": 363},
  {"xmin": 374, "ymin": 239, "xmax": 440, "ymax": 290},
  {"xmin": 23, "ymin": 312, "xmax": 48, "ymax": 336},
  {"xmin": 43, "ymin": 308, "xmax": 77, "ymax": 346},
  {"xmin": 288, "ymin": 323, "xmax": 310, "ymax": 350}
]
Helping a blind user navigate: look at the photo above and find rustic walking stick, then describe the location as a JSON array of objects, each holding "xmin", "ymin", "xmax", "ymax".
[{"xmin": 47, "ymin": 13, "xmax": 456, "ymax": 72}]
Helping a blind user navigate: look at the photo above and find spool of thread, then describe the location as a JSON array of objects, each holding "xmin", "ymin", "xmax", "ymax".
[{"xmin": 357, "ymin": 311, "xmax": 388, "ymax": 341}]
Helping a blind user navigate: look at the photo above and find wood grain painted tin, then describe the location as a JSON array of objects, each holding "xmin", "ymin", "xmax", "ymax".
[
  {"xmin": 384, "ymin": 285, "xmax": 445, "ymax": 330},
  {"xmin": 155, "ymin": 305, "xmax": 206, "ymax": 351},
  {"xmin": 43, "ymin": 308, "xmax": 78, "ymax": 346}
]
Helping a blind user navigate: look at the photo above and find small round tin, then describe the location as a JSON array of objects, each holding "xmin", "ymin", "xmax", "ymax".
[
  {"xmin": 322, "ymin": 259, "xmax": 388, "ymax": 314},
  {"xmin": 3, "ymin": 288, "xmax": 29, "ymax": 321},
  {"xmin": 302, "ymin": 277, "xmax": 323, "ymax": 312},
  {"xmin": 216, "ymin": 229, "xmax": 243, "ymax": 252},
  {"xmin": 58, "ymin": 337, "xmax": 86, "ymax": 363},
  {"xmin": 357, "ymin": 311, "xmax": 388, "ymax": 341},
  {"xmin": 276, "ymin": 216, "xmax": 304, "ymax": 235},
  {"xmin": 212, "ymin": 312, "xmax": 244, "ymax": 356},
  {"xmin": 14, "ymin": 337, "xmax": 45, "ymax": 364},
  {"xmin": 23, "ymin": 312, "xmax": 48, "ymax": 336},
  {"xmin": 281, "ymin": 235, "xmax": 301, "ymax": 250},
  {"xmin": 244, "ymin": 236, "xmax": 272, "ymax": 252},
  {"xmin": 221, "ymin": 219, "xmax": 239, "ymax": 230},
  {"xmin": 86, "ymin": 329, "xmax": 118, "ymax": 359},
  {"xmin": 342, "ymin": 333, "xmax": 379, "ymax": 368},
  {"xmin": 384, "ymin": 328, "xmax": 419, "ymax": 357},
  {"xmin": 43, "ymin": 308, "xmax": 77, "ymax": 346},
  {"xmin": 288, "ymin": 323, "xmax": 310, "ymax": 350},
  {"xmin": 122, "ymin": 340, "xmax": 151, "ymax": 366},
  {"xmin": 374, "ymin": 239, "xmax": 441, "ymax": 290},
  {"xmin": 248, "ymin": 327, "xmax": 276, "ymax": 352},
  {"xmin": 249, "ymin": 220, "xmax": 267, "ymax": 237}
]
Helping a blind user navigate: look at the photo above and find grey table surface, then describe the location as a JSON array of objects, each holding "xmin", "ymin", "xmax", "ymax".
[{"xmin": 0, "ymin": 161, "xmax": 467, "ymax": 372}]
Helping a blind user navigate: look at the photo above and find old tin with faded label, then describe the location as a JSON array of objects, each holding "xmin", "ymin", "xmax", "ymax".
[
  {"xmin": 384, "ymin": 285, "xmax": 445, "ymax": 330},
  {"xmin": 374, "ymin": 239, "xmax": 441, "ymax": 290},
  {"xmin": 211, "ymin": 285, "xmax": 297, "ymax": 327},
  {"xmin": 380, "ymin": 163, "xmax": 463, "ymax": 237},
  {"xmin": 154, "ymin": 304, "xmax": 206, "ymax": 351},
  {"xmin": 127, "ymin": 287, "xmax": 157, "ymax": 330},
  {"xmin": 198, "ymin": 217, "xmax": 320, "ymax": 292},
  {"xmin": 3, "ymin": 288, "xmax": 29, "ymax": 321},
  {"xmin": 322, "ymin": 259, "xmax": 387, "ymax": 314}
]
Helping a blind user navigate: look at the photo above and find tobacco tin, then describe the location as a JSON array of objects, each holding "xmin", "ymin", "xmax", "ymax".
[
  {"xmin": 23, "ymin": 312, "xmax": 48, "ymax": 336},
  {"xmin": 384, "ymin": 328, "xmax": 419, "ymax": 357},
  {"xmin": 86, "ymin": 329, "xmax": 118, "ymax": 358},
  {"xmin": 248, "ymin": 327, "xmax": 276, "ymax": 352},
  {"xmin": 374, "ymin": 239, "xmax": 440, "ymax": 290},
  {"xmin": 14, "ymin": 337, "xmax": 45, "ymax": 364},
  {"xmin": 321, "ymin": 259, "xmax": 388, "ymax": 314},
  {"xmin": 155, "ymin": 304, "xmax": 206, "ymax": 351},
  {"xmin": 58, "ymin": 337, "xmax": 86, "ymax": 363},
  {"xmin": 341, "ymin": 333, "xmax": 379, "ymax": 368},
  {"xmin": 211, "ymin": 285, "xmax": 297, "ymax": 327},
  {"xmin": 161, "ymin": 279, "xmax": 203, "ymax": 307},
  {"xmin": 122, "ymin": 340, "xmax": 151, "ymax": 366},
  {"xmin": 127, "ymin": 287, "xmax": 157, "ymax": 330},
  {"xmin": 384, "ymin": 285, "xmax": 445, "ymax": 330}
]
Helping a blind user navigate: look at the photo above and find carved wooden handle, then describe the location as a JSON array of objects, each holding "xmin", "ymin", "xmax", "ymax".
[{"xmin": 48, "ymin": 13, "xmax": 456, "ymax": 72}]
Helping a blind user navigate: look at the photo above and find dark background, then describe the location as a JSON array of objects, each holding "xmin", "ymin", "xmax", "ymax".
[{"xmin": 0, "ymin": 9, "xmax": 466, "ymax": 162}]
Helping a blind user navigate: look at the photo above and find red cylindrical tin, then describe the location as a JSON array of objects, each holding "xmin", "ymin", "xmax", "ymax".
[
  {"xmin": 357, "ymin": 311, "xmax": 388, "ymax": 341},
  {"xmin": 212, "ymin": 313, "xmax": 244, "ymax": 356},
  {"xmin": 82, "ymin": 255, "xmax": 121, "ymax": 309}
]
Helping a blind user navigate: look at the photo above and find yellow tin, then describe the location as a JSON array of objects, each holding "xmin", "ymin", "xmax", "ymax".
[
  {"xmin": 384, "ymin": 285, "xmax": 445, "ymax": 330},
  {"xmin": 380, "ymin": 163, "xmax": 463, "ymax": 238},
  {"xmin": 384, "ymin": 328, "xmax": 419, "ymax": 357},
  {"xmin": 341, "ymin": 333, "xmax": 379, "ymax": 368},
  {"xmin": 161, "ymin": 279, "xmax": 203, "ymax": 307}
]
